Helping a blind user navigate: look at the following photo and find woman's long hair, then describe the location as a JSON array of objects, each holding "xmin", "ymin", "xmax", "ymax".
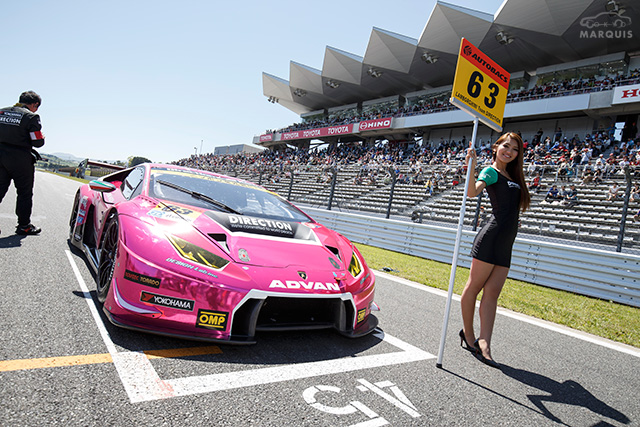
[{"xmin": 491, "ymin": 132, "xmax": 531, "ymax": 212}]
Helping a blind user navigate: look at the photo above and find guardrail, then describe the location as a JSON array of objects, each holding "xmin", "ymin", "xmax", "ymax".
[{"xmin": 306, "ymin": 207, "xmax": 640, "ymax": 308}]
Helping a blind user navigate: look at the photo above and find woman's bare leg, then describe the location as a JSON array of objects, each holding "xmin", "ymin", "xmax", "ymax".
[
  {"xmin": 476, "ymin": 265, "xmax": 509, "ymax": 360},
  {"xmin": 460, "ymin": 258, "xmax": 495, "ymax": 345}
]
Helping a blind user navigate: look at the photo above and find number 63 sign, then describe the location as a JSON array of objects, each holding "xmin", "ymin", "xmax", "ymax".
[{"xmin": 450, "ymin": 38, "xmax": 510, "ymax": 132}]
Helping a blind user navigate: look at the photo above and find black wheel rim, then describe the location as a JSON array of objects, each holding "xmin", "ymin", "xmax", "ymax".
[{"xmin": 97, "ymin": 218, "xmax": 118, "ymax": 299}]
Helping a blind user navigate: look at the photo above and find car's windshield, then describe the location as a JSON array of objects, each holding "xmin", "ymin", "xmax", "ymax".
[{"xmin": 149, "ymin": 167, "xmax": 310, "ymax": 223}]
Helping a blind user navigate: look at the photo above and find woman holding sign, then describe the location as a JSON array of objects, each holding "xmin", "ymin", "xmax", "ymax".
[{"xmin": 460, "ymin": 132, "xmax": 530, "ymax": 368}]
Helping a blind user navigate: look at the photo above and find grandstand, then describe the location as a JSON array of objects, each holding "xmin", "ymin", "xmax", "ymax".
[
  {"xmin": 257, "ymin": 0, "xmax": 640, "ymax": 150},
  {"xmin": 175, "ymin": 0, "xmax": 640, "ymax": 252}
]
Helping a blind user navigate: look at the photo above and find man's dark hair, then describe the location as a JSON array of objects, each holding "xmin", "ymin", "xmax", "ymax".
[{"xmin": 19, "ymin": 91, "xmax": 41, "ymax": 106}]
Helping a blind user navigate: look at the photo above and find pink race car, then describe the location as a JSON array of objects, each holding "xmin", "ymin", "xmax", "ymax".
[{"xmin": 69, "ymin": 163, "xmax": 377, "ymax": 343}]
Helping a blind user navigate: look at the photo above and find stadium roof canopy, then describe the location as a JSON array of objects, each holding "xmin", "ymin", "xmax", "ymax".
[{"xmin": 263, "ymin": 0, "xmax": 640, "ymax": 115}]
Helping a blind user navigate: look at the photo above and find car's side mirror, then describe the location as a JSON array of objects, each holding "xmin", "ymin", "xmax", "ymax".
[{"xmin": 89, "ymin": 180, "xmax": 117, "ymax": 193}]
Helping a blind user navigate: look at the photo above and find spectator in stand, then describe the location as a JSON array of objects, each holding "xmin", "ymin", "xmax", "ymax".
[
  {"xmin": 631, "ymin": 183, "xmax": 640, "ymax": 202},
  {"xmin": 558, "ymin": 159, "xmax": 570, "ymax": 181},
  {"xmin": 618, "ymin": 155, "xmax": 630, "ymax": 173},
  {"xmin": 533, "ymin": 128, "xmax": 543, "ymax": 145},
  {"xmin": 544, "ymin": 184, "xmax": 562, "ymax": 203},
  {"xmin": 633, "ymin": 208, "xmax": 640, "ymax": 223},
  {"xmin": 581, "ymin": 162, "xmax": 594, "ymax": 186},
  {"xmin": 570, "ymin": 148, "xmax": 581, "ymax": 177},
  {"xmin": 593, "ymin": 169, "xmax": 604, "ymax": 185},
  {"xmin": 554, "ymin": 127, "xmax": 563, "ymax": 142},
  {"xmin": 594, "ymin": 154, "xmax": 605, "ymax": 174},
  {"xmin": 425, "ymin": 174, "xmax": 435, "ymax": 195},
  {"xmin": 563, "ymin": 184, "xmax": 578, "ymax": 208},
  {"xmin": 605, "ymin": 154, "xmax": 617, "ymax": 179},
  {"xmin": 528, "ymin": 172, "xmax": 541, "ymax": 193},
  {"xmin": 606, "ymin": 182, "xmax": 621, "ymax": 201}
]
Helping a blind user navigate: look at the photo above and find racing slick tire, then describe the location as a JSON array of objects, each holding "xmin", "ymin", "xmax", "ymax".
[
  {"xmin": 69, "ymin": 192, "xmax": 80, "ymax": 237},
  {"xmin": 97, "ymin": 214, "xmax": 119, "ymax": 303}
]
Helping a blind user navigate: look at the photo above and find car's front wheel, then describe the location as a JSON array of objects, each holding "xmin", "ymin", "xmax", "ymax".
[
  {"xmin": 97, "ymin": 214, "xmax": 119, "ymax": 303},
  {"xmin": 69, "ymin": 192, "xmax": 80, "ymax": 238}
]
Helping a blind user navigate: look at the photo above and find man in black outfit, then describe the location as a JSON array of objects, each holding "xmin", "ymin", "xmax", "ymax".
[{"xmin": 0, "ymin": 91, "xmax": 45, "ymax": 235}]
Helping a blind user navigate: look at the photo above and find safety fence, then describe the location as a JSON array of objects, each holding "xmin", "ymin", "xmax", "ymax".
[{"xmin": 305, "ymin": 207, "xmax": 640, "ymax": 308}]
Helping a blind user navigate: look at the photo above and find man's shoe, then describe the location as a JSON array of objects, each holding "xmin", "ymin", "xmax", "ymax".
[{"xmin": 16, "ymin": 224, "xmax": 41, "ymax": 235}]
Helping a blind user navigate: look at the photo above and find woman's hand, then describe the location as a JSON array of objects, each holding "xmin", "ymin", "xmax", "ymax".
[{"xmin": 466, "ymin": 141, "xmax": 477, "ymax": 167}]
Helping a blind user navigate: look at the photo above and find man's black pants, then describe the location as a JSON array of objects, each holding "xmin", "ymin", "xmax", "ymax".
[{"xmin": 0, "ymin": 147, "xmax": 35, "ymax": 227}]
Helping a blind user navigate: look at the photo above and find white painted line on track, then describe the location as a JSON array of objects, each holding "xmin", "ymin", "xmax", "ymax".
[
  {"xmin": 66, "ymin": 250, "xmax": 175, "ymax": 401},
  {"xmin": 65, "ymin": 250, "xmax": 118, "ymax": 355},
  {"xmin": 375, "ymin": 270, "xmax": 640, "ymax": 359}
]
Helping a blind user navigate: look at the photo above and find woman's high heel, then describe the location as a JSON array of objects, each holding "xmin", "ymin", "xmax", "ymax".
[
  {"xmin": 473, "ymin": 339, "xmax": 500, "ymax": 369},
  {"xmin": 459, "ymin": 329, "xmax": 476, "ymax": 353}
]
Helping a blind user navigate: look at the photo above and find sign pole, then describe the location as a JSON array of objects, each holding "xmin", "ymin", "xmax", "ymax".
[
  {"xmin": 436, "ymin": 117, "xmax": 478, "ymax": 369},
  {"xmin": 434, "ymin": 37, "xmax": 508, "ymax": 368}
]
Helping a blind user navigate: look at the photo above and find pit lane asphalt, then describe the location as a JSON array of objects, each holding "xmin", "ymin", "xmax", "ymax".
[{"xmin": 0, "ymin": 171, "xmax": 638, "ymax": 426}]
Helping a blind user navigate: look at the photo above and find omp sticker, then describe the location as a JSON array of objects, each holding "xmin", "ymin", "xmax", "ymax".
[
  {"xmin": 196, "ymin": 309, "xmax": 228, "ymax": 330},
  {"xmin": 357, "ymin": 308, "xmax": 367, "ymax": 323}
]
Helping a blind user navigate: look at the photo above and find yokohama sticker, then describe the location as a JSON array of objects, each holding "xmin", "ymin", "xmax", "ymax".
[{"xmin": 140, "ymin": 291, "xmax": 195, "ymax": 311}]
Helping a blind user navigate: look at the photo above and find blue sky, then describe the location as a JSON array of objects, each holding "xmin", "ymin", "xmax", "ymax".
[{"xmin": 1, "ymin": 0, "xmax": 504, "ymax": 163}]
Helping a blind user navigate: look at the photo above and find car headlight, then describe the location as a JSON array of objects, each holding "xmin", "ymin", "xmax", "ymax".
[
  {"xmin": 167, "ymin": 234, "xmax": 230, "ymax": 270},
  {"xmin": 348, "ymin": 252, "xmax": 362, "ymax": 277}
]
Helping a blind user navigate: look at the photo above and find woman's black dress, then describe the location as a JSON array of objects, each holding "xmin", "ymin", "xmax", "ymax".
[{"xmin": 471, "ymin": 166, "xmax": 521, "ymax": 268}]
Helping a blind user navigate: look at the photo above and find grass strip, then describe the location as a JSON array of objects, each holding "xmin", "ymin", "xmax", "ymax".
[{"xmin": 356, "ymin": 243, "xmax": 640, "ymax": 348}]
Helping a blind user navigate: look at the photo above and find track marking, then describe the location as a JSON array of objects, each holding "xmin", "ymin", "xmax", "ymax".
[
  {"xmin": 65, "ymin": 249, "xmax": 118, "ymax": 354},
  {"xmin": 163, "ymin": 330, "xmax": 434, "ymax": 403},
  {"xmin": 0, "ymin": 345, "xmax": 223, "ymax": 373},
  {"xmin": 144, "ymin": 345, "xmax": 223, "ymax": 359},
  {"xmin": 0, "ymin": 353, "xmax": 113, "ymax": 372}
]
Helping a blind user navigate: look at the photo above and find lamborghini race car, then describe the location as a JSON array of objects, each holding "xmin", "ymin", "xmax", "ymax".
[{"xmin": 69, "ymin": 163, "xmax": 377, "ymax": 343}]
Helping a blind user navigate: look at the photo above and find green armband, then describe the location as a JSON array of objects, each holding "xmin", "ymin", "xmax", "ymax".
[{"xmin": 477, "ymin": 167, "xmax": 498, "ymax": 186}]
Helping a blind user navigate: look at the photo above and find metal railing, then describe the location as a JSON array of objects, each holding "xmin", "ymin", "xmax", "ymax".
[{"xmin": 204, "ymin": 162, "xmax": 639, "ymax": 253}]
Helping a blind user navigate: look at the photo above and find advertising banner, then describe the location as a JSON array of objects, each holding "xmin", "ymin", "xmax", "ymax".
[
  {"xmin": 613, "ymin": 83, "xmax": 640, "ymax": 105},
  {"xmin": 280, "ymin": 124, "xmax": 354, "ymax": 141}
]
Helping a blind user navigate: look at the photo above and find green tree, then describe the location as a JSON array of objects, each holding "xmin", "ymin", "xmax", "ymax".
[{"xmin": 128, "ymin": 156, "xmax": 152, "ymax": 167}]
